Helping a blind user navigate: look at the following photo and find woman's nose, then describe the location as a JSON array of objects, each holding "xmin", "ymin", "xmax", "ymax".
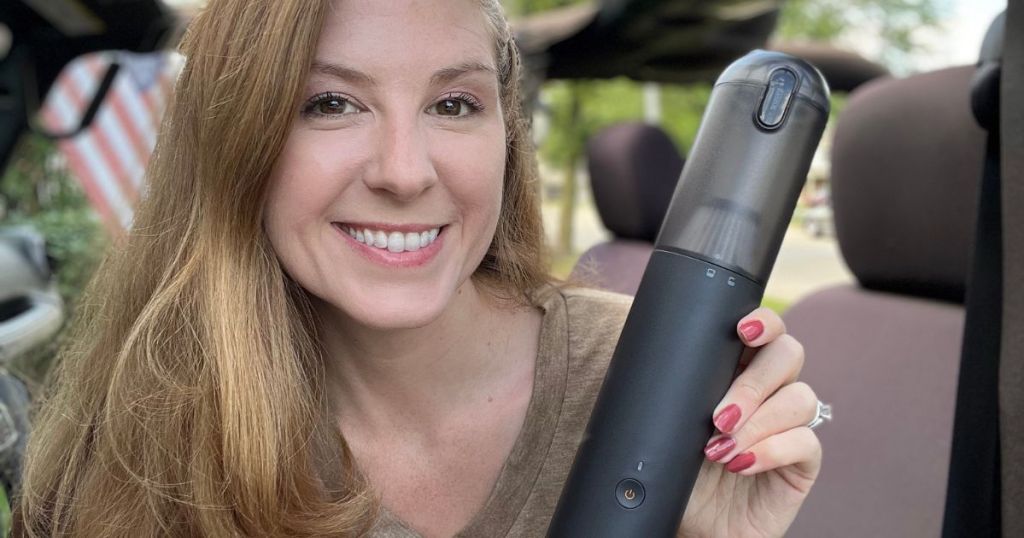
[{"xmin": 363, "ymin": 117, "xmax": 439, "ymax": 201}]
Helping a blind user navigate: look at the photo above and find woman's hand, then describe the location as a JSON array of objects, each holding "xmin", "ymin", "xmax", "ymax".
[{"xmin": 679, "ymin": 307, "xmax": 822, "ymax": 538}]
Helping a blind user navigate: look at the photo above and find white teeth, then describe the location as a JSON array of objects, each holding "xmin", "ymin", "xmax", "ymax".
[
  {"xmin": 373, "ymin": 231, "xmax": 387, "ymax": 249},
  {"xmin": 405, "ymin": 232, "xmax": 421, "ymax": 251},
  {"xmin": 342, "ymin": 224, "xmax": 441, "ymax": 252},
  {"xmin": 387, "ymin": 232, "xmax": 404, "ymax": 253}
]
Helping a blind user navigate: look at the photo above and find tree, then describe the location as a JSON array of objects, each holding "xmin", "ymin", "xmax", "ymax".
[
  {"xmin": 539, "ymin": 79, "xmax": 646, "ymax": 254},
  {"xmin": 509, "ymin": 0, "xmax": 594, "ymax": 256},
  {"xmin": 520, "ymin": 0, "xmax": 943, "ymax": 258},
  {"xmin": 777, "ymin": 0, "xmax": 943, "ymax": 73}
]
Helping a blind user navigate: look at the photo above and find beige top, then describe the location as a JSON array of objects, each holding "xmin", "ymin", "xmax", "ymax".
[{"xmin": 368, "ymin": 286, "xmax": 633, "ymax": 537}]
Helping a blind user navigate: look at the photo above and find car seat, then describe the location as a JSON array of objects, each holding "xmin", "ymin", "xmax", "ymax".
[
  {"xmin": 568, "ymin": 122, "xmax": 683, "ymax": 294},
  {"xmin": 782, "ymin": 65, "xmax": 986, "ymax": 537}
]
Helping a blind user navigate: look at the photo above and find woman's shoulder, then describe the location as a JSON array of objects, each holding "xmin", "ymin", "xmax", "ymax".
[
  {"xmin": 534, "ymin": 283, "xmax": 633, "ymax": 313},
  {"xmin": 535, "ymin": 284, "xmax": 633, "ymax": 366},
  {"xmin": 560, "ymin": 286, "xmax": 633, "ymax": 325}
]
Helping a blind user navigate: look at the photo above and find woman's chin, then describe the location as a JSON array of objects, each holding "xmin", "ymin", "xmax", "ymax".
[
  {"xmin": 321, "ymin": 284, "xmax": 458, "ymax": 332},
  {"xmin": 349, "ymin": 303, "xmax": 446, "ymax": 331}
]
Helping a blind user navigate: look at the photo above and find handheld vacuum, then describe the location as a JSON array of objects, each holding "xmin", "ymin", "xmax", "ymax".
[{"xmin": 546, "ymin": 50, "xmax": 830, "ymax": 537}]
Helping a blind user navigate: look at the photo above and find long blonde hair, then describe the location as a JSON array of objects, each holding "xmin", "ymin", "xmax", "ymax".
[{"xmin": 17, "ymin": 1, "xmax": 547, "ymax": 536}]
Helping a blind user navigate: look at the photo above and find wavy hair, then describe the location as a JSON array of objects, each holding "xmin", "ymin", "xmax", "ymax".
[{"xmin": 17, "ymin": 1, "xmax": 547, "ymax": 536}]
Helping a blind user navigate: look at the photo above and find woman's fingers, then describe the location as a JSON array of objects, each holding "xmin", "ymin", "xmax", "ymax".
[
  {"xmin": 712, "ymin": 333, "xmax": 805, "ymax": 434},
  {"xmin": 716, "ymin": 426, "xmax": 822, "ymax": 481},
  {"xmin": 736, "ymin": 307, "xmax": 787, "ymax": 349},
  {"xmin": 732, "ymin": 307, "xmax": 788, "ymax": 375},
  {"xmin": 704, "ymin": 381, "xmax": 818, "ymax": 464}
]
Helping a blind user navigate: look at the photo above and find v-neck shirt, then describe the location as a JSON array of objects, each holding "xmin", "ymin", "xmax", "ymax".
[{"xmin": 368, "ymin": 287, "xmax": 633, "ymax": 537}]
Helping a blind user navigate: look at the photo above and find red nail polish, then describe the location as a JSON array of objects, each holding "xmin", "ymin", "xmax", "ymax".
[
  {"xmin": 704, "ymin": 436, "xmax": 736, "ymax": 462},
  {"xmin": 714, "ymin": 404, "xmax": 742, "ymax": 433},
  {"xmin": 726, "ymin": 452, "xmax": 756, "ymax": 473},
  {"xmin": 739, "ymin": 320, "xmax": 764, "ymax": 342}
]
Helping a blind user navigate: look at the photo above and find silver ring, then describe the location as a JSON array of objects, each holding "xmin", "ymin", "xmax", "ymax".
[{"xmin": 807, "ymin": 400, "xmax": 832, "ymax": 430}]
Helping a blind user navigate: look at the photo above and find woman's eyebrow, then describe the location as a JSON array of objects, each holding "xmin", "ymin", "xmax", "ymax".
[
  {"xmin": 309, "ymin": 60, "xmax": 497, "ymax": 87},
  {"xmin": 311, "ymin": 61, "xmax": 377, "ymax": 87},
  {"xmin": 430, "ymin": 62, "xmax": 498, "ymax": 86}
]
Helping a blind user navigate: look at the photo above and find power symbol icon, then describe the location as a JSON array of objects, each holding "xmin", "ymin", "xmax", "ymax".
[{"xmin": 615, "ymin": 479, "xmax": 645, "ymax": 508}]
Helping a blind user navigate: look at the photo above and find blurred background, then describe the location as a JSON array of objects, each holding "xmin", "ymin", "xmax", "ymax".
[
  {"xmin": 0, "ymin": 0, "xmax": 1011, "ymax": 535},
  {"xmin": 2, "ymin": 0, "xmax": 1005, "ymax": 352}
]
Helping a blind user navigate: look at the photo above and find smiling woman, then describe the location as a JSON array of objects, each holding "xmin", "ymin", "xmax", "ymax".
[
  {"xmin": 15, "ymin": 1, "xmax": 549, "ymax": 536},
  {"xmin": 263, "ymin": 0, "xmax": 519, "ymax": 330},
  {"xmin": 14, "ymin": 1, "xmax": 823, "ymax": 537}
]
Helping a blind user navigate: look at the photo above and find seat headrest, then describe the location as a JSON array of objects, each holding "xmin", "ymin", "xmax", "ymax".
[
  {"xmin": 586, "ymin": 123, "xmax": 684, "ymax": 241},
  {"xmin": 971, "ymin": 11, "xmax": 1004, "ymax": 132},
  {"xmin": 831, "ymin": 66, "xmax": 987, "ymax": 303}
]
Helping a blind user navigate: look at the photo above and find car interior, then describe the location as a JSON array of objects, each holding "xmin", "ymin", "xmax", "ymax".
[
  {"xmin": 0, "ymin": 0, "xmax": 1020, "ymax": 535},
  {"xmin": 567, "ymin": 11, "xmax": 1017, "ymax": 536}
]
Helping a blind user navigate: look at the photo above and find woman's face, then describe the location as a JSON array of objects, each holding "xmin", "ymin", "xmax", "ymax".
[{"xmin": 264, "ymin": 0, "xmax": 506, "ymax": 330}]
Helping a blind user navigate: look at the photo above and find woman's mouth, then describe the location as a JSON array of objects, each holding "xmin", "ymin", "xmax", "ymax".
[
  {"xmin": 338, "ymin": 224, "xmax": 441, "ymax": 253},
  {"xmin": 331, "ymin": 222, "xmax": 446, "ymax": 268}
]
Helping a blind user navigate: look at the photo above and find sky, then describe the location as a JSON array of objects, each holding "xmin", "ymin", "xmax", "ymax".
[{"xmin": 896, "ymin": 0, "xmax": 1006, "ymax": 72}]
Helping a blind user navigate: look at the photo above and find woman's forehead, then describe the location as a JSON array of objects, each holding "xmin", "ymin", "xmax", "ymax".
[{"xmin": 318, "ymin": 0, "xmax": 497, "ymax": 73}]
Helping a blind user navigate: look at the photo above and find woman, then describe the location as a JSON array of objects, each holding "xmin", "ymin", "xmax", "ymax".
[{"xmin": 17, "ymin": 1, "xmax": 823, "ymax": 536}]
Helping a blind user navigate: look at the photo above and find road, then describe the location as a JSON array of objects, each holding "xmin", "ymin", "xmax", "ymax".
[{"xmin": 764, "ymin": 226, "xmax": 856, "ymax": 304}]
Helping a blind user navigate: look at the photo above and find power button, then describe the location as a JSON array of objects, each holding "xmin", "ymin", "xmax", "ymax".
[
  {"xmin": 615, "ymin": 478, "xmax": 645, "ymax": 509},
  {"xmin": 757, "ymin": 68, "xmax": 798, "ymax": 129}
]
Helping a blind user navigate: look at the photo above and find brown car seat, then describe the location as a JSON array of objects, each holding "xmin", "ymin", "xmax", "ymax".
[
  {"xmin": 569, "ymin": 122, "xmax": 683, "ymax": 294},
  {"xmin": 783, "ymin": 65, "xmax": 986, "ymax": 537}
]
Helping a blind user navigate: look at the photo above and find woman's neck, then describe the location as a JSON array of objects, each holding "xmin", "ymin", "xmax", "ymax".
[{"xmin": 316, "ymin": 281, "xmax": 539, "ymax": 440}]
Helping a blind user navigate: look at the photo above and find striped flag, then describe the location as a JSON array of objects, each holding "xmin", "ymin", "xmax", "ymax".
[{"xmin": 38, "ymin": 51, "xmax": 180, "ymax": 235}]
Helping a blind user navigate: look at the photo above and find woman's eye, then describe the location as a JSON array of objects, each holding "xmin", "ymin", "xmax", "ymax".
[
  {"xmin": 431, "ymin": 93, "xmax": 484, "ymax": 118},
  {"xmin": 303, "ymin": 93, "xmax": 360, "ymax": 117},
  {"xmin": 435, "ymin": 99, "xmax": 464, "ymax": 116}
]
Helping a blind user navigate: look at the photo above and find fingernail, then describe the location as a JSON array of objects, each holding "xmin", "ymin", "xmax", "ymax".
[
  {"xmin": 714, "ymin": 404, "xmax": 742, "ymax": 433},
  {"xmin": 704, "ymin": 436, "xmax": 736, "ymax": 462},
  {"xmin": 739, "ymin": 320, "xmax": 764, "ymax": 342},
  {"xmin": 726, "ymin": 452, "xmax": 756, "ymax": 473}
]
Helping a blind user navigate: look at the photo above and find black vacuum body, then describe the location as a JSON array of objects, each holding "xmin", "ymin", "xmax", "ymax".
[{"xmin": 547, "ymin": 51, "xmax": 830, "ymax": 537}]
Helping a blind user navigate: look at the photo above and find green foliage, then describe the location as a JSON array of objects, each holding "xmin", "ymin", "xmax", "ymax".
[
  {"xmin": 658, "ymin": 83, "xmax": 713, "ymax": 155},
  {"xmin": 522, "ymin": 0, "xmax": 942, "ymax": 182},
  {"xmin": 538, "ymin": 78, "xmax": 711, "ymax": 163},
  {"xmin": 538, "ymin": 78, "xmax": 711, "ymax": 168},
  {"xmin": 4, "ymin": 209, "xmax": 108, "ymax": 309},
  {"xmin": 0, "ymin": 481, "xmax": 7, "ymax": 536},
  {"xmin": 539, "ymin": 79, "xmax": 645, "ymax": 166},
  {"xmin": 828, "ymin": 92, "xmax": 849, "ymax": 124},
  {"xmin": 0, "ymin": 483, "xmax": 8, "ymax": 537},
  {"xmin": 777, "ymin": 0, "xmax": 848, "ymax": 41},
  {"xmin": 777, "ymin": 0, "xmax": 945, "ymax": 72},
  {"xmin": 1, "ymin": 134, "xmax": 108, "ymax": 309},
  {"xmin": 506, "ymin": 0, "xmax": 589, "ymax": 17},
  {"xmin": 761, "ymin": 296, "xmax": 790, "ymax": 315}
]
